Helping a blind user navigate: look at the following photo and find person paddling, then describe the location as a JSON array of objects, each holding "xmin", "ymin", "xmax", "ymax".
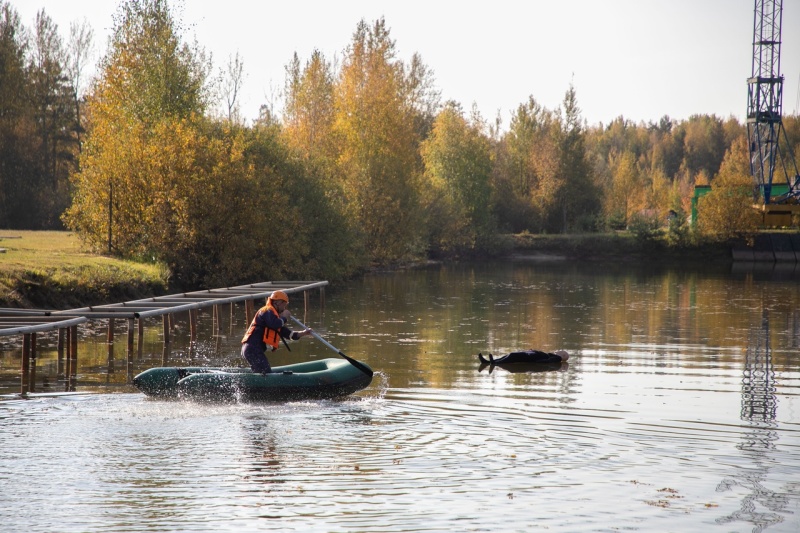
[{"xmin": 241, "ymin": 290, "xmax": 313, "ymax": 374}]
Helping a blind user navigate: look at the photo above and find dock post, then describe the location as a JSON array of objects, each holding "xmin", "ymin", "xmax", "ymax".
[
  {"xmin": 229, "ymin": 302, "xmax": 234, "ymax": 335},
  {"xmin": 162, "ymin": 314, "xmax": 170, "ymax": 345},
  {"xmin": 245, "ymin": 299, "xmax": 254, "ymax": 326},
  {"xmin": 161, "ymin": 342, "xmax": 170, "ymax": 366},
  {"xmin": 57, "ymin": 328, "xmax": 65, "ymax": 380},
  {"xmin": 127, "ymin": 318, "xmax": 135, "ymax": 382},
  {"xmin": 64, "ymin": 327, "xmax": 71, "ymax": 391},
  {"xmin": 304, "ymin": 290, "xmax": 309, "ymax": 315},
  {"xmin": 21, "ymin": 333, "xmax": 30, "ymax": 395},
  {"xmin": 106, "ymin": 318, "xmax": 115, "ymax": 373},
  {"xmin": 189, "ymin": 308, "xmax": 198, "ymax": 344},
  {"xmin": 28, "ymin": 332, "xmax": 37, "ymax": 392},
  {"xmin": 137, "ymin": 318, "xmax": 143, "ymax": 360},
  {"xmin": 68, "ymin": 324, "xmax": 78, "ymax": 391},
  {"xmin": 210, "ymin": 304, "xmax": 220, "ymax": 354},
  {"xmin": 211, "ymin": 304, "xmax": 220, "ymax": 337}
]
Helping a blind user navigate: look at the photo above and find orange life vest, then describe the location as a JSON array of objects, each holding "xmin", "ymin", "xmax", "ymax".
[{"xmin": 241, "ymin": 302, "xmax": 283, "ymax": 351}]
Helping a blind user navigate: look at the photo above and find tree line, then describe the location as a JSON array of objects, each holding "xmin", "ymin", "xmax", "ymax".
[
  {"xmin": 0, "ymin": 2, "xmax": 92, "ymax": 228},
  {"xmin": 2, "ymin": 1, "xmax": 799, "ymax": 288}
]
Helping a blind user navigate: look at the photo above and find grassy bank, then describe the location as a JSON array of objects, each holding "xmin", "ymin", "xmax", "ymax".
[{"xmin": 0, "ymin": 231, "xmax": 169, "ymax": 309}]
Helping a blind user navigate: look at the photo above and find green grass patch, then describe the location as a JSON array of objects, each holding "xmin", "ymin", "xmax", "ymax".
[{"xmin": 0, "ymin": 231, "xmax": 169, "ymax": 309}]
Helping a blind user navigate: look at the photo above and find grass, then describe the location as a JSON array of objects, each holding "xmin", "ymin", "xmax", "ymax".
[{"xmin": 0, "ymin": 231, "xmax": 169, "ymax": 309}]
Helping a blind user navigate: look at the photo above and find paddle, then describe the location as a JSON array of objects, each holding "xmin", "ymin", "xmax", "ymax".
[{"xmin": 289, "ymin": 316, "xmax": 374, "ymax": 377}]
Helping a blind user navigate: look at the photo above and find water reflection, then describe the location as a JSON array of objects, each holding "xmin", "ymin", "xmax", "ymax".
[
  {"xmin": 241, "ymin": 415, "xmax": 284, "ymax": 484},
  {"xmin": 2, "ymin": 262, "xmax": 800, "ymax": 532},
  {"xmin": 716, "ymin": 310, "xmax": 788, "ymax": 532}
]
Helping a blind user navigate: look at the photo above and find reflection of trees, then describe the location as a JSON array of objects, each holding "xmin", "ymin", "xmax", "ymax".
[
  {"xmin": 715, "ymin": 311, "xmax": 789, "ymax": 532},
  {"xmin": 322, "ymin": 262, "xmax": 798, "ymax": 395}
]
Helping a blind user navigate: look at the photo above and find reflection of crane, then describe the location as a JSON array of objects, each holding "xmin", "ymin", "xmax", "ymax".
[
  {"xmin": 715, "ymin": 310, "xmax": 788, "ymax": 531},
  {"xmin": 746, "ymin": 0, "xmax": 800, "ymax": 225}
]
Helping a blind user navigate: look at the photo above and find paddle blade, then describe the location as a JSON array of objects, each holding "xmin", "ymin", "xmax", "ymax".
[{"xmin": 339, "ymin": 351, "xmax": 374, "ymax": 377}]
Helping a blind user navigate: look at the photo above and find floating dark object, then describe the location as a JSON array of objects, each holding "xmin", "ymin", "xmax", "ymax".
[
  {"xmin": 477, "ymin": 350, "xmax": 569, "ymax": 373},
  {"xmin": 478, "ymin": 350, "xmax": 569, "ymax": 365}
]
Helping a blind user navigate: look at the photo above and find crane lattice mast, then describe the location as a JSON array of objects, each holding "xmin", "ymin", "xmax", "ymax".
[{"xmin": 746, "ymin": 0, "xmax": 800, "ymax": 205}]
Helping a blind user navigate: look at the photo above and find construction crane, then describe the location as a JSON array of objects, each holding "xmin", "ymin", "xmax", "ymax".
[{"xmin": 746, "ymin": 0, "xmax": 800, "ymax": 225}]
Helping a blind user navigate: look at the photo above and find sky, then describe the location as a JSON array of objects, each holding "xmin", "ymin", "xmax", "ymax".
[{"xmin": 14, "ymin": 0, "xmax": 800, "ymax": 128}]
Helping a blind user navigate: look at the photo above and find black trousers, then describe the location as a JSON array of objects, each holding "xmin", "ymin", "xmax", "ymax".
[{"xmin": 242, "ymin": 343, "xmax": 272, "ymax": 373}]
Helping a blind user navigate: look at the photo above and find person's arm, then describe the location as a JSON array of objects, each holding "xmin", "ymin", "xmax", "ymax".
[
  {"xmin": 259, "ymin": 308, "xmax": 286, "ymax": 332},
  {"xmin": 288, "ymin": 327, "xmax": 312, "ymax": 340},
  {"xmin": 272, "ymin": 309, "xmax": 312, "ymax": 340}
]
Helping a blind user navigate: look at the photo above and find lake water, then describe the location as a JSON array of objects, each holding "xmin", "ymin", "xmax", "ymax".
[{"xmin": 1, "ymin": 260, "xmax": 799, "ymax": 532}]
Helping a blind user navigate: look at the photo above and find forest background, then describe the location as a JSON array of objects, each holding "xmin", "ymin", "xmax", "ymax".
[{"xmin": 2, "ymin": 0, "xmax": 799, "ymax": 292}]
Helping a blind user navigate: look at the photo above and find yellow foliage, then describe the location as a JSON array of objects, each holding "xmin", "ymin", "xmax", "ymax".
[
  {"xmin": 420, "ymin": 102, "xmax": 494, "ymax": 254},
  {"xmin": 696, "ymin": 137, "xmax": 761, "ymax": 239},
  {"xmin": 606, "ymin": 150, "xmax": 644, "ymax": 223},
  {"xmin": 332, "ymin": 18, "xmax": 425, "ymax": 263}
]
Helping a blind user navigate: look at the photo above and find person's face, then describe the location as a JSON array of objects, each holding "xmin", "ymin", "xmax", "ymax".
[{"xmin": 274, "ymin": 299, "xmax": 288, "ymax": 312}]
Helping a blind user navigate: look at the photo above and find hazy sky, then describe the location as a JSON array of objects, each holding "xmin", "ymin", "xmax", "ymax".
[{"xmin": 15, "ymin": 0, "xmax": 800, "ymax": 128}]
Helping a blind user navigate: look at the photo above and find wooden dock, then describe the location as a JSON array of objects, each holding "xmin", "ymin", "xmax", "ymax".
[{"xmin": 0, "ymin": 280, "xmax": 328, "ymax": 395}]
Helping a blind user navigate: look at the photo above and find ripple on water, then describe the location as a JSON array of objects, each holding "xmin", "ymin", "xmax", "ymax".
[{"xmin": 1, "ymin": 370, "xmax": 799, "ymax": 532}]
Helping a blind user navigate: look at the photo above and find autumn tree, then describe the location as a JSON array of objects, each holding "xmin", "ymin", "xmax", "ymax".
[
  {"xmin": 647, "ymin": 116, "xmax": 684, "ymax": 185},
  {"xmin": 679, "ymin": 114, "xmax": 727, "ymax": 180},
  {"xmin": 551, "ymin": 84, "xmax": 600, "ymax": 232},
  {"xmin": 332, "ymin": 18, "xmax": 426, "ymax": 264},
  {"xmin": 65, "ymin": 0, "xmax": 366, "ymax": 286},
  {"xmin": 783, "ymin": 115, "xmax": 800, "ymax": 159},
  {"xmin": 281, "ymin": 49, "xmax": 367, "ymax": 275},
  {"xmin": 494, "ymin": 96, "xmax": 560, "ymax": 232},
  {"xmin": 696, "ymin": 136, "xmax": 761, "ymax": 240},
  {"xmin": 605, "ymin": 150, "xmax": 642, "ymax": 228},
  {"xmin": 63, "ymin": 0, "xmax": 211, "ymax": 259},
  {"xmin": 420, "ymin": 101, "xmax": 495, "ymax": 255},
  {"xmin": 399, "ymin": 52, "xmax": 441, "ymax": 142},
  {"xmin": 283, "ymin": 50, "xmax": 336, "ymax": 162}
]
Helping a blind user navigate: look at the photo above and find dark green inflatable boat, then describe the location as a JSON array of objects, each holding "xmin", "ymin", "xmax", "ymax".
[{"xmin": 133, "ymin": 358, "xmax": 373, "ymax": 402}]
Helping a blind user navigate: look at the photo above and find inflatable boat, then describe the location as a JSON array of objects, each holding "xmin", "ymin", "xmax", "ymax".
[{"xmin": 133, "ymin": 358, "xmax": 373, "ymax": 402}]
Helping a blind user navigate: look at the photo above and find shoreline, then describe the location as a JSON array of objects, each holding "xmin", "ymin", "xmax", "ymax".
[{"xmin": 3, "ymin": 231, "xmax": 796, "ymax": 310}]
